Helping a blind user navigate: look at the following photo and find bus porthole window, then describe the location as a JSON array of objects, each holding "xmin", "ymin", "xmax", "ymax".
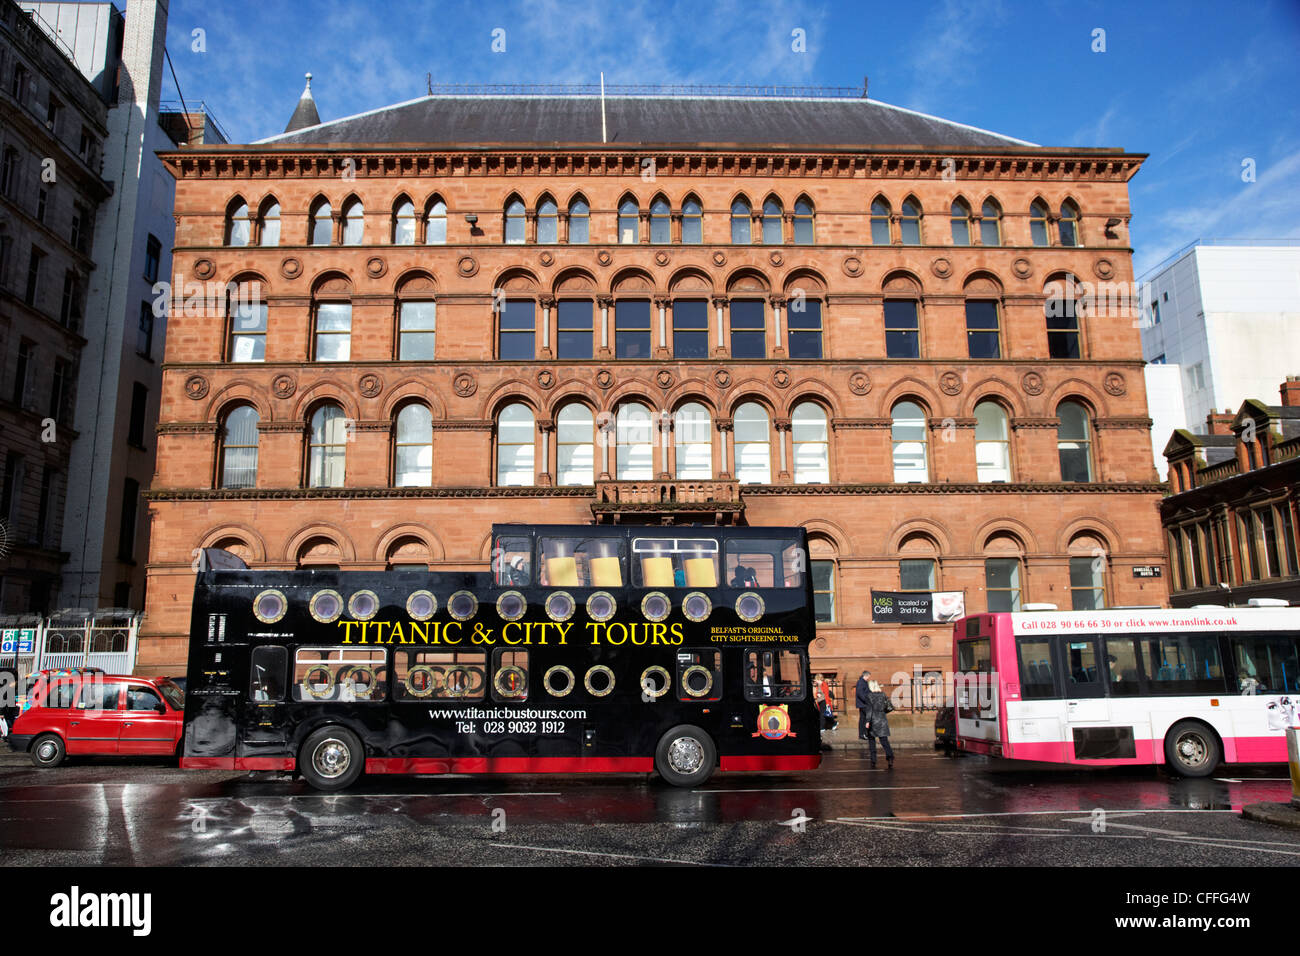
[
  {"xmin": 640, "ymin": 665, "xmax": 670, "ymax": 698},
  {"xmin": 735, "ymin": 591, "xmax": 765, "ymax": 623},
  {"xmin": 405, "ymin": 665, "xmax": 438, "ymax": 698},
  {"xmin": 253, "ymin": 589, "xmax": 287, "ymax": 624},
  {"xmin": 545, "ymin": 591, "xmax": 576, "ymax": 622},
  {"xmin": 309, "ymin": 589, "xmax": 343, "ymax": 623},
  {"xmin": 682, "ymin": 664, "xmax": 713, "ymax": 698},
  {"xmin": 494, "ymin": 666, "xmax": 528, "ymax": 699},
  {"xmin": 302, "ymin": 664, "xmax": 335, "ymax": 699},
  {"xmin": 406, "ymin": 590, "xmax": 437, "ymax": 621},
  {"xmin": 444, "ymin": 666, "xmax": 475, "ymax": 697},
  {"xmin": 341, "ymin": 665, "xmax": 378, "ymax": 699},
  {"xmin": 496, "ymin": 590, "xmax": 527, "ymax": 622},
  {"xmin": 348, "ymin": 590, "xmax": 380, "ymax": 621},
  {"xmin": 544, "ymin": 665, "xmax": 575, "ymax": 697},
  {"xmin": 448, "ymin": 590, "xmax": 478, "ymax": 621},
  {"xmin": 585, "ymin": 665, "xmax": 615, "ymax": 697},
  {"xmin": 641, "ymin": 592, "xmax": 671, "ymax": 622},
  {"xmin": 587, "ymin": 591, "xmax": 617, "ymax": 622},
  {"xmin": 682, "ymin": 591, "xmax": 712, "ymax": 622}
]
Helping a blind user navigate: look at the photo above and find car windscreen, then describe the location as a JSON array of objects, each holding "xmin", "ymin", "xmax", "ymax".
[{"xmin": 156, "ymin": 679, "xmax": 184, "ymax": 710}]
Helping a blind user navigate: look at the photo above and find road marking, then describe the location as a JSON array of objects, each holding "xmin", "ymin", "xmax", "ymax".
[
  {"xmin": 1155, "ymin": 837, "xmax": 1300, "ymax": 858},
  {"xmin": 1061, "ymin": 817, "xmax": 1188, "ymax": 836},
  {"xmin": 489, "ymin": 842, "xmax": 723, "ymax": 866},
  {"xmin": 696, "ymin": 786, "xmax": 941, "ymax": 794},
  {"xmin": 1216, "ymin": 777, "xmax": 1292, "ymax": 782},
  {"xmin": 882, "ymin": 809, "xmax": 1237, "ymax": 821}
]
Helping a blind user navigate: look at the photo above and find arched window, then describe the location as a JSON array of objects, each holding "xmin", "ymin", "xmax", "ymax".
[
  {"xmin": 870, "ymin": 197, "xmax": 891, "ymax": 244},
  {"xmin": 258, "ymin": 200, "xmax": 280, "ymax": 247},
  {"xmin": 810, "ymin": 536, "xmax": 837, "ymax": 623},
  {"xmin": 1059, "ymin": 201, "xmax": 1080, "ymax": 247},
  {"xmin": 984, "ymin": 535, "xmax": 1023, "ymax": 611},
  {"xmin": 980, "ymin": 199, "xmax": 1002, "ymax": 246},
  {"xmin": 974, "ymin": 401, "xmax": 1011, "ymax": 482},
  {"xmin": 730, "ymin": 197, "xmax": 752, "ymax": 244},
  {"xmin": 793, "ymin": 197, "xmax": 814, "ymax": 244},
  {"xmin": 393, "ymin": 199, "xmax": 416, "ymax": 245},
  {"xmin": 681, "ymin": 197, "xmax": 703, "ymax": 244},
  {"xmin": 504, "ymin": 198, "xmax": 526, "ymax": 244},
  {"xmin": 615, "ymin": 403, "xmax": 653, "ymax": 479},
  {"xmin": 556, "ymin": 404, "xmax": 594, "ymax": 486},
  {"xmin": 674, "ymin": 402, "xmax": 712, "ymax": 479},
  {"xmin": 496, "ymin": 403, "xmax": 535, "ymax": 486},
  {"xmin": 762, "ymin": 197, "xmax": 783, "ymax": 244},
  {"xmin": 1046, "ymin": 276, "xmax": 1082, "ymax": 359},
  {"xmin": 1030, "ymin": 201, "xmax": 1050, "ymax": 247},
  {"xmin": 899, "ymin": 534, "xmax": 939, "ymax": 592},
  {"xmin": 308, "ymin": 404, "xmax": 347, "ymax": 488},
  {"xmin": 226, "ymin": 199, "xmax": 250, "ymax": 246},
  {"xmin": 341, "ymin": 198, "xmax": 364, "ymax": 245},
  {"xmin": 900, "ymin": 197, "xmax": 922, "ymax": 245},
  {"xmin": 425, "ymin": 198, "xmax": 447, "ymax": 244},
  {"xmin": 394, "ymin": 404, "xmax": 433, "ymax": 487},
  {"xmin": 649, "ymin": 196, "xmax": 670, "ymax": 244},
  {"xmin": 618, "ymin": 198, "xmax": 639, "ymax": 244},
  {"xmin": 568, "ymin": 197, "xmax": 590, "ymax": 244},
  {"xmin": 792, "ymin": 402, "xmax": 829, "ymax": 483},
  {"xmin": 219, "ymin": 404, "xmax": 259, "ymax": 488},
  {"xmin": 1057, "ymin": 401, "xmax": 1093, "ymax": 482},
  {"xmin": 1068, "ymin": 533, "xmax": 1108, "ymax": 610},
  {"xmin": 309, "ymin": 199, "xmax": 332, "ymax": 246},
  {"xmin": 537, "ymin": 197, "xmax": 558, "ymax": 244},
  {"xmin": 734, "ymin": 402, "xmax": 771, "ymax": 484},
  {"xmin": 950, "ymin": 198, "xmax": 972, "ymax": 246},
  {"xmin": 891, "ymin": 400, "xmax": 928, "ymax": 483}
]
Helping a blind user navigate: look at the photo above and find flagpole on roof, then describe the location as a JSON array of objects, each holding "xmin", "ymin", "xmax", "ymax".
[{"xmin": 600, "ymin": 72, "xmax": 607, "ymax": 143}]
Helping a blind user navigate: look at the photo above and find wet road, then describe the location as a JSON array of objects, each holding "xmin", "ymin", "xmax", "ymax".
[{"xmin": 1, "ymin": 749, "xmax": 1296, "ymax": 866}]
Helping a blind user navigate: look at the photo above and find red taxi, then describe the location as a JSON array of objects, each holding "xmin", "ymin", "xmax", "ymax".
[{"xmin": 7, "ymin": 670, "xmax": 184, "ymax": 767}]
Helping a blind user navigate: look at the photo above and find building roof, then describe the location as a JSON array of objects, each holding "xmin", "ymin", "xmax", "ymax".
[
  {"xmin": 258, "ymin": 92, "xmax": 1040, "ymax": 149},
  {"xmin": 283, "ymin": 73, "xmax": 322, "ymax": 134}
]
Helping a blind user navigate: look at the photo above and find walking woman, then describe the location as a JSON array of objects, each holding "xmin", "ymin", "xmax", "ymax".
[{"xmin": 865, "ymin": 679, "xmax": 895, "ymax": 769}]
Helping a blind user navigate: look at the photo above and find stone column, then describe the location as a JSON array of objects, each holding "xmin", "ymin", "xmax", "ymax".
[
  {"xmin": 539, "ymin": 295, "xmax": 555, "ymax": 359},
  {"xmin": 597, "ymin": 295, "xmax": 613, "ymax": 358},
  {"xmin": 712, "ymin": 295, "xmax": 728, "ymax": 357},
  {"xmin": 536, "ymin": 418, "xmax": 554, "ymax": 486},
  {"xmin": 716, "ymin": 417, "xmax": 733, "ymax": 480},
  {"xmin": 770, "ymin": 294, "xmax": 787, "ymax": 358},
  {"xmin": 654, "ymin": 295, "xmax": 670, "ymax": 359},
  {"xmin": 774, "ymin": 418, "xmax": 792, "ymax": 482}
]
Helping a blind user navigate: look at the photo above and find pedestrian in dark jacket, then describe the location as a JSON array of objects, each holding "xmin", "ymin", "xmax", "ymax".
[
  {"xmin": 855, "ymin": 670, "xmax": 872, "ymax": 741},
  {"xmin": 866, "ymin": 679, "xmax": 895, "ymax": 769}
]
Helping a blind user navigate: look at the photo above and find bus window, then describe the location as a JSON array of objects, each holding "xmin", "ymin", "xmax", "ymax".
[
  {"xmin": 1103, "ymin": 636, "xmax": 1142, "ymax": 696},
  {"xmin": 493, "ymin": 535, "xmax": 532, "ymax": 587},
  {"xmin": 1015, "ymin": 637, "xmax": 1057, "ymax": 699},
  {"xmin": 725, "ymin": 537, "xmax": 803, "ymax": 588},
  {"xmin": 493, "ymin": 649, "xmax": 529, "ymax": 701},
  {"xmin": 293, "ymin": 648, "xmax": 388, "ymax": 702},
  {"xmin": 957, "ymin": 638, "xmax": 992, "ymax": 675},
  {"xmin": 745, "ymin": 649, "xmax": 805, "ymax": 701},
  {"xmin": 1141, "ymin": 634, "xmax": 1225, "ymax": 694},
  {"xmin": 677, "ymin": 649, "xmax": 721, "ymax": 701},
  {"xmin": 632, "ymin": 536, "xmax": 719, "ymax": 588},
  {"xmin": 1231, "ymin": 633, "xmax": 1300, "ymax": 694},
  {"xmin": 1063, "ymin": 638, "xmax": 1102, "ymax": 691},
  {"xmin": 538, "ymin": 536, "xmax": 626, "ymax": 588},
  {"xmin": 250, "ymin": 646, "xmax": 287, "ymax": 702},
  {"xmin": 394, "ymin": 650, "xmax": 486, "ymax": 702}
]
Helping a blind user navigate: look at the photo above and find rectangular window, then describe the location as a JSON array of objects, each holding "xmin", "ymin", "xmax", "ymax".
[
  {"xmin": 1046, "ymin": 299, "xmax": 1081, "ymax": 359},
  {"xmin": 1141, "ymin": 634, "xmax": 1225, "ymax": 694},
  {"xmin": 744, "ymin": 648, "xmax": 804, "ymax": 701},
  {"xmin": 1069, "ymin": 556, "xmax": 1105, "ymax": 610},
  {"xmin": 985, "ymin": 558, "xmax": 1021, "ymax": 612},
  {"xmin": 1150, "ymin": 301, "xmax": 1160, "ymax": 325},
  {"xmin": 1017, "ymin": 638, "xmax": 1058, "ymax": 699},
  {"xmin": 884, "ymin": 300, "xmax": 920, "ymax": 358},
  {"xmin": 729, "ymin": 299, "xmax": 765, "ymax": 359},
  {"xmin": 13, "ymin": 340, "xmax": 33, "ymax": 405},
  {"xmin": 0, "ymin": 148, "xmax": 18, "ymax": 197},
  {"xmin": 1259, "ymin": 508, "xmax": 1280, "ymax": 577},
  {"xmin": 498, "ymin": 299, "xmax": 535, "ymax": 360},
  {"xmin": 677, "ymin": 648, "xmax": 722, "ymax": 702},
  {"xmin": 631, "ymin": 536, "xmax": 719, "ymax": 588},
  {"xmin": 900, "ymin": 559, "xmax": 936, "ymax": 591},
  {"xmin": 556, "ymin": 300, "xmax": 593, "ymax": 360},
  {"xmin": 812, "ymin": 560, "xmax": 835, "ymax": 623},
  {"xmin": 49, "ymin": 359, "xmax": 69, "ymax": 422},
  {"xmin": 230, "ymin": 301, "xmax": 267, "ymax": 362},
  {"xmin": 118, "ymin": 478, "xmax": 139, "ymax": 561},
  {"xmin": 293, "ymin": 647, "xmax": 388, "ymax": 702},
  {"xmin": 965, "ymin": 300, "xmax": 1001, "ymax": 359},
  {"xmin": 25, "ymin": 246, "xmax": 43, "ymax": 307},
  {"xmin": 786, "ymin": 299, "xmax": 822, "ymax": 359},
  {"xmin": 871, "ymin": 216, "xmax": 891, "ymax": 246},
  {"xmin": 36, "ymin": 189, "xmax": 47, "ymax": 223},
  {"xmin": 491, "ymin": 649, "xmax": 528, "ymax": 702},
  {"xmin": 394, "ymin": 650, "xmax": 484, "ymax": 702},
  {"xmin": 1104, "ymin": 635, "xmax": 1142, "ymax": 696},
  {"xmin": 127, "ymin": 383, "xmax": 148, "ymax": 447},
  {"xmin": 1281, "ymin": 505, "xmax": 1298, "ymax": 577},
  {"xmin": 144, "ymin": 234, "xmax": 161, "ymax": 284},
  {"xmin": 1239, "ymin": 513, "xmax": 1260, "ymax": 580},
  {"xmin": 539, "ymin": 536, "xmax": 627, "ymax": 588},
  {"xmin": 724, "ymin": 538, "xmax": 804, "ymax": 588},
  {"xmin": 1230, "ymin": 634, "xmax": 1299, "ymax": 694},
  {"xmin": 60, "ymin": 273, "xmax": 76, "ymax": 326},
  {"xmin": 615, "ymin": 299, "xmax": 651, "ymax": 360},
  {"xmin": 250, "ymin": 646, "xmax": 288, "ymax": 702},
  {"xmin": 1063, "ymin": 637, "xmax": 1102, "ymax": 694},
  {"xmin": 134, "ymin": 300, "xmax": 153, "ymax": 358},
  {"xmin": 1, "ymin": 453, "xmax": 23, "ymax": 525},
  {"xmin": 672, "ymin": 299, "xmax": 709, "ymax": 358},
  {"xmin": 398, "ymin": 301, "xmax": 437, "ymax": 360},
  {"xmin": 314, "ymin": 303, "xmax": 352, "ymax": 361}
]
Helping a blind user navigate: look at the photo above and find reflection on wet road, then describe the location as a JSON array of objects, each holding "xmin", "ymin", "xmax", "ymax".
[{"xmin": 0, "ymin": 752, "xmax": 1295, "ymax": 865}]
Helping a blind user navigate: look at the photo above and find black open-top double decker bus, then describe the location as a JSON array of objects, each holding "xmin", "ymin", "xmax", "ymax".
[{"xmin": 182, "ymin": 524, "xmax": 821, "ymax": 789}]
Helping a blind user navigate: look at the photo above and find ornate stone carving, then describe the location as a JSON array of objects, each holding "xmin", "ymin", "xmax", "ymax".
[
  {"xmin": 280, "ymin": 256, "xmax": 303, "ymax": 280},
  {"xmin": 919, "ymin": 634, "xmax": 932, "ymax": 649},
  {"xmin": 654, "ymin": 250, "xmax": 671, "ymax": 267},
  {"xmin": 939, "ymin": 370, "xmax": 964, "ymax": 396},
  {"xmin": 1021, "ymin": 371, "xmax": 1045, "ymax": 396},
  {"xmin": 596, "ymin": 249, "xmax": 613, "ymax": 267},
  {"xmin": 193, "ymin": 258, "xmax": 216, "ymax": 280},
  {"xmin": 1103, "ymin": 371, "xmax": 1127, "ymax": 396},
  {"xmin": 538, "ymin": 251, "xmax": 555, "ymax": 267},
  {"xmin": 848, "ymin": 370, "xmax": 872, "ymax": 396},
  {"xmin": 271, "ymin": 374, "xmax": 296, "ymax": 399},
  {"xmin": 596, "ymin": 369, "xmax": 614, "ymax": 389},
  {"xmin": 769, "ymin": 251, "xmax": 784, "ymax": 267},
  {"xmin": 358, "ymin": 373, "xmax": 383, "ymax": 398},
  {"xmin": 841, "ymin": 255, "xmax": 863, "ymax": 277},
  {"xmin": 536, "ymin": 369, "xmax": 556, "ymax": 390},
  {"xmin": 365, "ymin": 256, "xmax": 387, "ymax": 279},
  {"xmin": 1012, "ymin": 257, "xmax": 1033, "ymax": 279},
  {"xmin": 452, "ymin": 372, "xmax": 477, "ymax": 397},
  {"xmin": 930, "ymin": 257, "xmax": 953, "ymax": 279},
  {"xmin": 1093, "ymin": 257, "xmax": 1116, "ymax": 280},
  {"xmin": 655, "ymin": 369, "xmax": 675, "ymax": 390},
  {"xmin": 711, "ymin": 250, "xmax": 727, "ymax": 267},
  {"xmin": 772, "ymin": 367, "xmax": 791, "ymax": 389},
  {"xmin": 456, "ymin": 255, "xmax": 479, "ymax": 277},
  {"xmin": 713, "ymin": 368, "xmax": 732, "ymax": 389},
  {"xmin": 184, "ymin": 374, "xmax": 209, "ymax": 400}
]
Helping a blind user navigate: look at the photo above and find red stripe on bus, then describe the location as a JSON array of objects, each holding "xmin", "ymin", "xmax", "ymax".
[
  {"xmin": 235, "ymin": 757, "xmax": 296, "ymax": 771},
  {"xmin": 365, "ymin": 756, "xmax": 655, "ymax": 774},
  {"xmin": 718, "ymin": 755, "xmax": 821, "ymax": 772},
  {"xmin": 180, "ymin": 757, "xmax": 235, "ymax": 769}
]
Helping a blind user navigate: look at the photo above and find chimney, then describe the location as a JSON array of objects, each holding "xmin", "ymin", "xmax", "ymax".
[
  {"xmin": 1206, "ymin": 410, "xmax": 1234, "ymax": 436},
  {"xmin": 1280, "ymin": 375, "xmax": 1300, "ymax": 408}
]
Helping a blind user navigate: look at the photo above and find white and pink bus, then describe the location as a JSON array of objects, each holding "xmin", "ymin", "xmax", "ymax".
[{"xmin": 951, "ymin": 606, "xmax": 1299, "ymax": 776}]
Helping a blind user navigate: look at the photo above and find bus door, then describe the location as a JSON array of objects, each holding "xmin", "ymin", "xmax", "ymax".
[
  {"xmin": 1059, "ymin": 636, "xmax": 1110, "ymax": 758},
  {"xmin": 243, "ymin": 645, "xmax": 290, "ymax": 749},
  {"xmin": 955, "ymin": 637, "xmax": 998, "ymax": 742}
]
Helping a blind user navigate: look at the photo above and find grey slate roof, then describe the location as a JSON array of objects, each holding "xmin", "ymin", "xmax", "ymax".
[
  {"xmin": 284, "ymin": 75, "xmax": 322, "ymax": 134},
  {"xmin": 257, "ymin": 94, "xmax": 1037, "ymax": 149}
]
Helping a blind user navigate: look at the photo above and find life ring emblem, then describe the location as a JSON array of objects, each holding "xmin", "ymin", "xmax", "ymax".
[
  {"xmin": 494, "ymin": 665, "xmax": 528, "ymax": 698},
  {"xmin": 754, "ymin": 704, "xmax": 796, "ymax": 740},
  {"xmin": 302, "ymin": 664, "xmax": 336, "ymax": 700}
]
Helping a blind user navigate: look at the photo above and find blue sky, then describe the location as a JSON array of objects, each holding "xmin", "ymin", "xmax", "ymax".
[{"xmin": 159, "ymin": 0, "xmax": 1300, "ymax": 275}]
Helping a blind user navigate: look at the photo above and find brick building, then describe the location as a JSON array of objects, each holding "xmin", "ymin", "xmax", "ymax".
[{"xmin": 141, "ymin": 85, "xmax": 1170, "ymax": 683}]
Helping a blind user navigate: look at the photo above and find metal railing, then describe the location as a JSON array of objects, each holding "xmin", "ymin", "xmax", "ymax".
[{"xmin": 0, "ymin": 611, "xmax": 139, "ymax": 676}]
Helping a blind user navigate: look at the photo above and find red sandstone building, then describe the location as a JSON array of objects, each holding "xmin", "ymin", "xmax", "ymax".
[{"xmin": 141, "ymin": 83, "xmax": 1170, "ymax": 688}]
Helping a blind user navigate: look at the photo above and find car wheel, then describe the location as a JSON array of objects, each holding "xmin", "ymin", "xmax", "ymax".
[
  {"xmin": 298, "ymin": 726, "xmax": 364, "ymax": 791},
  {"xmin": 654, "ymin": 724, "xmax": 716, "ymax": 788},
  {"xmin": 1164, "ymin": 720, "xmax": 1220, "ymax": 778},
  {"xmin": 31, "ymin": 733, "xmax": 66, "ymax": 769}
]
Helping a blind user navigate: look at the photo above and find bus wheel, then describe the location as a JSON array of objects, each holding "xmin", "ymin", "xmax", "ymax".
[
  {"xmin": 299, "ymin": 727, "xmax": 364, "ymax": 791},
  {"xmin": 1163, "ymin": 721, "xmax": 1220, "ymax": 778},
  {"xmin": 655, "ymin": 725, "xmax": 716, "ymax": 788},
  {"xmin": 30, "ymin": 734, "xmax": 66, "ymax": 769}
]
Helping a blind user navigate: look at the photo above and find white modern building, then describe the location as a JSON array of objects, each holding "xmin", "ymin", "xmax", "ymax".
[{"xmin": 1140, "ymin": 240, "xmax": 1300, "ymax": 437}]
